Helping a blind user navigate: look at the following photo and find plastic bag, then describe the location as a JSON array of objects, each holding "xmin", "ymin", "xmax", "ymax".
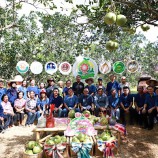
[
  {"xmin": 46, "ymin": 112, "xmax": 55, "ymax": 128},
  {"xmin": 37, "ymin": 114, "xmax": 46, "ymax": 128}
]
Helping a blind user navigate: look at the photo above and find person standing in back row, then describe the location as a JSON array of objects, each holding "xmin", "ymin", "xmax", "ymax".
[
  {"xmin": 119, "ymin": 76, "xmax": 130, "ymax": 94},
  {"xmin": 72, "ymin": 75, "xmax": 84, "ymax": 97},
  {"xmin": 106, "ymin": 74, "xmax": 121, "ymax": 96}
]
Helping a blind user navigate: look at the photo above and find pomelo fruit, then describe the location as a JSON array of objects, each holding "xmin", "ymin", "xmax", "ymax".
[
  {"xmin": 25, "ymin": 150, "xmax": 33, "ymax": 155},
  {"xmin": 27, "ymin": 141, "xmax": 36, "ymax": 150},
  {"xmin": 104, "ymin": 12, "xmax": 116, "ymax": 25},
  {"xmin": 68, "ymin": 110, "xmax": 75, "ymax": 118},
  {"xmin": 116, "ymin": 14, "xmax": 127, "ymax": 26},
  {"xmin": 141, "ymin": 24, "xmax": 150, "ymax": 31},
  {"xmin": 33, "ymin": 146, "xmax": 42, "ymax": 154}
]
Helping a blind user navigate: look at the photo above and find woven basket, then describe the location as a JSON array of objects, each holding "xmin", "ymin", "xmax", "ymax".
[{"xmin": 23, "ymin": 150, "xmax": 43, "ymax": 158}]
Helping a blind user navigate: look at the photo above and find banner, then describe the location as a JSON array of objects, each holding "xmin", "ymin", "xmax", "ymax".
[
  {"xmin": 16, "ymin": 61, "xmax": 29, "ymax": 74},
  {"xmin": 45, "ymin": 61, "xmax": 57, "ymax": 75},
  {"xmin": 72, "ymin": 57, "xmax": 98, "ymax": 79},
  {"xmin": 59, "ymin": 62, "xmax": 72, "ymax": 75},
  {"xmin": 30, "ymin": 61, "xmax": 43, "ymax": 74}
]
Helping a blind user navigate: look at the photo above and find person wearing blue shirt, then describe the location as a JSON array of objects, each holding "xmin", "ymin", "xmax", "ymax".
[
  {"xmin": 85, "ymin": 78, "xmax": 97, "ymax": 96},
  {"xmin": 18, "ymin": 80, "xmax": 27, "ymax": 99},
  {"xmin": 0, "ymin": 79, "xmax": 7, "ymax": 103},
  {"xmin": 0, "ymin": 104, "xmax": 4, "ymax": 132},
  {"xmin": 142, "ymin": 86, "xmax": 157, "ymax": 130},
  {"xmin": 79, "ymin": 88, "xmax": 94, "ymax": 114},
  {"xmin": 27, "ymin": 79, "xmax": 39, "ymax": 97},
  {"xmin": 63, "ymin": 80, "xmax": 72, "ymax": 96},
  {"xmin": 135, "ymin": 86, "xmax": 146, "ymax": 126},
  {"xmin": 49, "ymin": 88, "xmax": 63, "ymax": 117},
  {"xmin": 94, "ymin": 88, "xmax": 109, "ymax": 116},
  {"xmin": 62, "ymin": 88, "xmax": 79, "ymax": 117},
  {"xmin": 120, "ymin": 86, "xmax": 134, "ymax": 125},
  {"xmin": 108, "ymin": 88, "xmax": 120, "ymax": 121},
  {"xmin": 106, "ymin": 74, "xmax": 121, "ymax": 96},
  {"xmin": 7, "ymin": 82, "xmax": 18, "ymax": 106}
]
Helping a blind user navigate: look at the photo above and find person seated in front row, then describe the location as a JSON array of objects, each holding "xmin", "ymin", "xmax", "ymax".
[
  {"xmin": 37, "ymin": 90, "xmax": 49, "ymax": 116},
  {"xmin": 134, "ymin": 86, "xmax": 146, "ymax": 127},
  {"xmin": 62, "ymin": 88, "xmax": 79, "ymax": 117},
  {"xmin": 14, "ymin": 91, "xmax": 26, "ymax": 126},
  {"xmin": 49, "ymin": 88, "xmax": 63, "ymax": 117},
  {"xmin": 79, "ymin": 88, "xmax": 94, "ymax": 114},
  {"xmin": 108, "ymin": 88, "xmax": 120, "ymax": 121},
  {"xmin": 0, "ymin": 104, "xmax": 4, "ymax": 132},
  {"xmin": 25, "ymin": 91, "xmax": 38, "ymax": 126},
  {"xmin": 94, "ymin": 88, "xmax": 109, "ymax": 117},
  {"xmin": 1, "ymin": 94, "xmax": 14, "ymax": 129},
  {"xmin": 142, "ymin": 86, "xmax": 157, "ymax": 130},
  {"xmin": 120, "ymin": 86, "xmax": 134, "ymax": 125}
]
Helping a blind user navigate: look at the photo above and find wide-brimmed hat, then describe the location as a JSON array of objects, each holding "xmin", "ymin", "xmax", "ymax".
[
  {"xmin": 0, "ymin": 78, "xmax": 4, "ymax": 82},
  {"xmin": 7, "ymin": 75, "xmax": 23, "ymax": 86},
  {"xmin": 85, "ymin": 78, "xmax": 94, "ymax": 83},
  {"xmin": 146, "ymin": 78, "xmax": 158, "ymax": 86},
  {"xmin": 47, "ymin": 78, "xmax": 55, "ymax": 83}
]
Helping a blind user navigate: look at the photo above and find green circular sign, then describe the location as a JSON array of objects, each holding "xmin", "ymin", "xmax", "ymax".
[{"xmin": 113, "ymin": 61, "xmax": 125, "ymax": 74}]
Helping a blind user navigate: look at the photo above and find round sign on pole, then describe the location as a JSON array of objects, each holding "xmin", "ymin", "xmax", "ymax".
[
  {"xmin": 113, "ymin": 61, "xmax": 125, "ymax": 74},
  {"xmin": 45, "ymin": 62, "xmax": 57, "ymax": 75},
  {"xmin": 72, "ymin": 57, "xmax": 98, "ymax": 80},
  {"xmin": 30, "ymin": 61, "xmax": 43, "ymax": 74},
  {"xmin": 127, "ymin": 60, "xmax": 139, "ymax": 73},
  {"xmin": 59, "ymin": 62, "xmax": 72, "ymax": 75},
  {"xmin": 16, "ymin": 61, "xmax": 29, "ymax": 74},
  {"xmin": 99, "ymin": 61, "xmax": 111, "ymax": 74}
]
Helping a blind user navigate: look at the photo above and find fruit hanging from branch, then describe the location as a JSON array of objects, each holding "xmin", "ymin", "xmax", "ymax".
[
  {"xmin": 104, "ymin": 12, "xmax": 116, "ymax": 25},
  {"xmin": 141, "ymin": 24, "xmax": 150, "ymax": 31},
  {"xmin": 106, "ymin": 40, "xmax": 119, "ymax": 51},
  {"xmin": 116, "ymin": 14, "xmax": 127, "ymax": 27}
]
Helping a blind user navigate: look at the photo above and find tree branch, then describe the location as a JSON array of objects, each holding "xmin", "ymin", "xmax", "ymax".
[{"xmin": 0, "ymin": 23, "xmax": 19, "ymax": 31}]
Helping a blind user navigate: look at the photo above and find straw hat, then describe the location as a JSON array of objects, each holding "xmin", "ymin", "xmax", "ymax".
[
  {"xmin": 0, "ymin": 78, "xmax": 4, "ymax": 82},
  {"xmin": 146, "ymin": 78, "xmax": 158, "ymax": 86},
  {"xmin": 7, "ymin": 75, "xmax": 23, "ymax": 86}
]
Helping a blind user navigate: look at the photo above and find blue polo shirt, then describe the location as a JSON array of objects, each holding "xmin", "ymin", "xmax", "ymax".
[
  {"xmin": 49, "ymin": 95, "xmax": 63, "ymax": 108},
  {"xmin": 106, "ymin": 81, "xmax": 121, "ymax": 96},
  {"xmin": 64, "ymin": 95, "xmax": 78, "ymax": 108},
  {"xmin": 135, "ymin": 93, "xmax": 146, "ymax": 108},
  {"xmin": 85, "ymin": 85, "xmax": 97, "ymax": 95},
  {"xmin": 6, "ymin": 88, "xmax": 17, "ymax": 105},
  {"xmin": 120, "ymin": 93, "xmax": 132, "ymax": 108},
  {"xmin": 27, "ymin": 86, "xmax": 39, "ymax": 96},
  {"xmin": 0, "ymin": 88, "xmax": 7, "ymax": 103},
  {"xmin": 0, "ymin": 104, "xmax": 4, "ymax": 117},
  {"xmin": 37, "ymin": 98, "xmax": 49, "ymax": 111},
  {"xmin": 108, "ymin": 95, "xmax": 119, "ymax": 108},
  {"xmin": 63, "ymin": 87, "xmax": 72, "ymax": 96},
  {"xmin": 144, "ymin": 93, "xmax": 156, "ymax": 110},
  {"xmin": 18, "ymin": 86, "xmax": 27, "ymax": 99},
  {"xmin": 79, "ymin": 94, "xmax": 93, "ymax": 107}
]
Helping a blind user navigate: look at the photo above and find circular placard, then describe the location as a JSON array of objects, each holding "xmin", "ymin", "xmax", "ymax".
[
  {"xmin": 72, "ymin": 57, "xmax": 98, "ymax": 80},
  {"xmin": 59, "ymin": 62, "xmax": 72, "ymax": 75},
  {"xmin": 127, "ymin": 60, "xmax": 139, "ymax": 73},
  {"xmin": 113, "ymin": 61, "xmax": 125, "ymax": 74},
  {"xmin": 99, "ymin": 61, "xmax": 111, "ymax": 74},
  {"xmin": 45, "ymin": 61, "xmax": 57, "ymax": 75},
  {"xmin": 16, "ymin": 61, "xmax": 29, "ymax": 74},
  {"xmin": 30, "ymin": 61, "xmax": 43, "ymax": 74}
]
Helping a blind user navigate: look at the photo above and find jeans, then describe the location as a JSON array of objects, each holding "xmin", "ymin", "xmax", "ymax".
[
  {"xmin": 111, "ymin": 108, "xmax": 120, "ymax": 120},
  {"xmin": 3, "ymin": 114, "xmax": 12, "ymax": 129},
  {"xmin": 61, "ymin": 108, "xmax": 80, "ymax": 117},
  {"xmin": 26, "ymin": 112, "xmax": 37, "ymax": 125}
]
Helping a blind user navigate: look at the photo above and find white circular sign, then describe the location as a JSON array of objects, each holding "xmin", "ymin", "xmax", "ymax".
[
  {"xmin": 59, "ymin": 62, "xmax": 72, "ymax": 75},
  {"xmin": 127, "ymin": 60, "xmax": 139, "ymax": 73},
  {"xmin": 30, "ymin": 61, "xmax": 43, "ymax": 74},
  {"xmin": 99, "ymin": 61, "xmax": 111, "ymax": 74},
  {"xmin": 16, "ymin": 61, "xmax": 29, "ymax": 74},
  {"xmin": 45, "ymin": 61, "xmax": 57, "ymax": 75}
]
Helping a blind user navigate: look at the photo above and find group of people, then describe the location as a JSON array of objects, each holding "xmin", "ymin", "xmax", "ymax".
[{"xmin": 0, "ymin": 74, "xmax": 158, "ymax": 132}]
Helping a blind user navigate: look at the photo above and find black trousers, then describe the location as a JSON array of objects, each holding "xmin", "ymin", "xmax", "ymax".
[
  {"xmin": 16, "ymin": 112, "xmax": 24, "ymax": 122},
  {"xmin": 142, "ymin": 109, "xmax": 157, "ymax": 128},
  {"xmin": 120, "ymin": 107, "xmax": 136, "ymax": 125}
]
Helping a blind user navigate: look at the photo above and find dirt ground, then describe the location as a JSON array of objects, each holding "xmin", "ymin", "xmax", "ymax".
[{"xmin": 0, "ymin": 124, "xmax": 158, "ymax": 158}]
